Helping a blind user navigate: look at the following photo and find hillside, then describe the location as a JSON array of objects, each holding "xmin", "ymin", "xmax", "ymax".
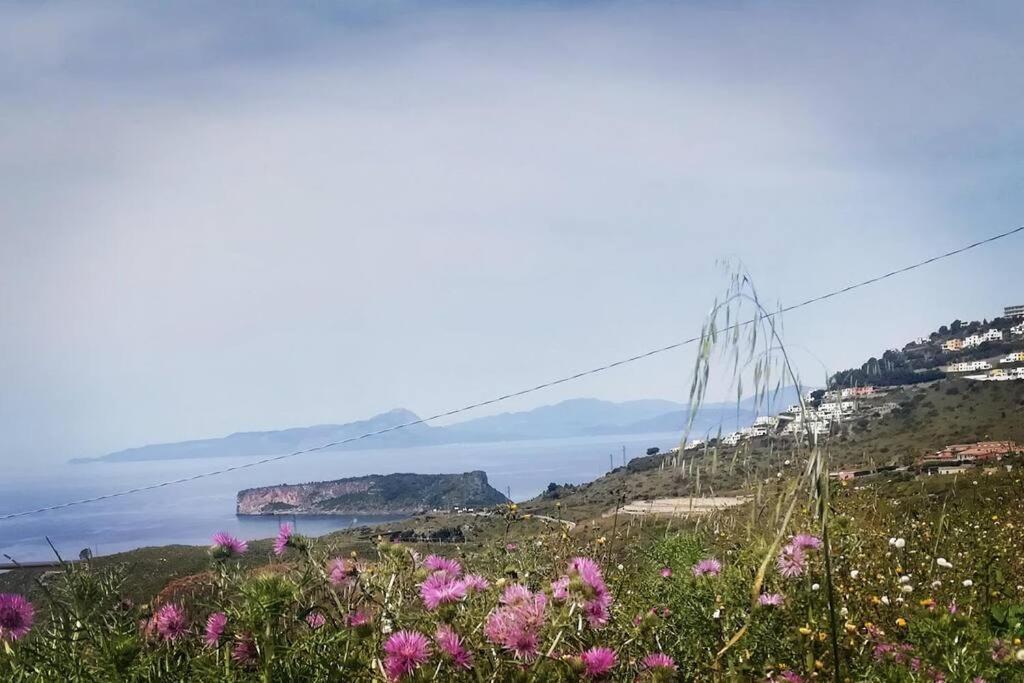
[
  {"xmin": 236, "ymin": 471, "xmax": 508, "ymax": 515},
  {"xmin": 524, "ymin": 377, "xmax": 1024, "ymax": 519}
]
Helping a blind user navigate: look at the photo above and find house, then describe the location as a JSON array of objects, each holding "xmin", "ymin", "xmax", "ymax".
[
  {"xmin": 1011, "ymin": 322, "xmax": 1024, "ymax": 336},
  {"xmin": 720, "ymin": 432, "xmax": 742, "ymax": 446},
  {"xmin": 917, "ymin": 441, "xmax": 1021, "ymax": 473},
  {"xmin": 1005, "ymin": 304, "xmax": 1024, "ymax": 319},
  {"xmin": 948, "ymin": 361, "xmax": 992, "ymax": 373},
  {"xmin": 963, "ymin": 335, "xmax": 984, "ymax": 348},
  {"xmin": 1000, "ymin": 352, "xmax": 1024, "ymax": 364},
  {"xmin": 981, "ymin": 329, "xmax": 1004, "ymax": 343},
  {"xmin": 941, "ymin": 339, "xmax": 964, "ymax": 352},
  {"xmin": 840, "ymin": 386, "xmax": 875, "ymax": 398}
]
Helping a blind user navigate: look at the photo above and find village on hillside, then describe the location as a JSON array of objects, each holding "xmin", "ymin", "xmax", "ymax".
[{"xmin": 674, "ymin": 304, "xmax": 1024, "ymax": 478}]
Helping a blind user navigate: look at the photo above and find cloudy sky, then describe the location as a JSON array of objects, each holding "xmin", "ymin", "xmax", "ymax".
[{"xmin": 2, "ymin": 1, "xmax": 1023, "ymax": 462}]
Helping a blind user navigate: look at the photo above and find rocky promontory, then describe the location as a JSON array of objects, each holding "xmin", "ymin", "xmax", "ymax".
[{"xmin": 236, "ymin": 471, "xmax": 507, "ymax": 516}]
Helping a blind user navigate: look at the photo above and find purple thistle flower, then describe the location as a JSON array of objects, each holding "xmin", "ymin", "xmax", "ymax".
[
  {"xmin": 580, "ymin": 646, "xmax": 617, "ymax": 679},
  {"xmin": 423, "ymin": 554, "xmax": 462, "ymax": 576},
  {"xmin": 153, "ymin": 603, "xmax": 188, "ymax": 641},
  {"xmin": 306, "ymin": 611, "xmax": 326, "ymax": 629},
  {"xmin": 584, "ymin": 596, "xmax": 611, "ymax": 629},
  {"xmin": 551, "ymin": 576, "xmax": 570, "ymax": 601},
  {"xmin": 485, "ymin": 589, "xmax": 547, "ymax": 661},
  {"xmin": 273, "ymin": 523, "xmax": 294, "ymax": 556},
  {"xmin": 384, "ymin": 630, "xmax": 432, "ymax": 680},
  {"xmin": 435, "ymin": 624, "xmax": 473, "ymax": 669},
  {"xmin": 346, "ymin": 610, "xmax": 371, "ymax": 628},
  {"xmin": 462, "ymin": 574, "xmax": 490, "ymax": 592},
  {"xmin": 204, "ymin": 612, "xmax": 227, "ymax": 647},
  {"xmin": 211, "ymin": 532, "xmax": 248, "ymax": 557},
  {"xmin": 777, "ymin": 545, "xmax": 807, "ymax": 578},
  {"xmin": 780, "ymin": 672, "xmax": 805, "ymax": 683},
  {"xmin": 420, "ymin": 573, "xmax": 467, "ymax": 610},
  {"xmin": 692, "ymin": 558, "xmax": 722, "ymax": 577},
  {"xmin": 0, "ymin": 593, "xmax": 34, "ymax": 642},
  {"xmin": 791, "ymin": 533, "xmax": 823, "ymax": 550},
  {"xmin": 232, "ymin": 634, "xmax": 257, "ymax": 665},
  {"xmin": 758, "ymin": 592, "xmax": 785, "ymax": 607},
  {"xmin": 501, "ymin": 583, "xmax": 533, "ymax": 606},
  {"xmin": 660, "ymin": 566, "xmax": 673, "ymax": 579},
  {"xmin": 642, "ymin": 652, "xmax": 677, "ymax": 672}
]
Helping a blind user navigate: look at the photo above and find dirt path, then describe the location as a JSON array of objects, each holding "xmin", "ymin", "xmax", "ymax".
[{"xmin": 611, "ymin": 496, "xmax": 748, "ymax": 517}]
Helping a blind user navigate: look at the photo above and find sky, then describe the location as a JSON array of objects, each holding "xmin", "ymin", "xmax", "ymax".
[{"xmin": 2, "ymin": 1, "xmax": 1023, "ymax": 463}]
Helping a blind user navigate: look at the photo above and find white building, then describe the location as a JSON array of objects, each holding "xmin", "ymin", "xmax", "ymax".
[
  {"xmin": 753, "ymin": 415, "xmax": 780, "ymax": 428},
  {"xmin": 963, "ymin": 335, "xmax": 984, "ymax": 348},
  {"xmin": 720, "ymin": 432, "xmax": 742, "ymax": 446},
  {"xmin": 1011, "ymin": 322, "xmax": 1024, "ymax": 336},
  {"xmin": 949, "ymin": 361, "xmax": 992, "ymax": 373},
  {"xmin": 1000, "ymin": 352, "xmax": 1024, "ymax": 364},
  {"xmin": 1005, "ymin": 304, "xmax": 1024, "ymax": 319}
]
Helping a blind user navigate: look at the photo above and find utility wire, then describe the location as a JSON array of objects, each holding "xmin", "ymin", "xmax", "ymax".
[{"xmin": 2, "ymin": 225, "xmax": 1021, "ymax": 522}]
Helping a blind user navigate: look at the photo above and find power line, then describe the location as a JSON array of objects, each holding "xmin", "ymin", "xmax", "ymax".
[{"xmin": 2, "ymin": 225, "xmax": 1021, "ymax": 522}]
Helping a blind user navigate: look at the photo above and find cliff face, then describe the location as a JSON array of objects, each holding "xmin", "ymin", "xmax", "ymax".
[{"xmin": 236, "ymin": 471, "xmax": 507, "ymax": 515}]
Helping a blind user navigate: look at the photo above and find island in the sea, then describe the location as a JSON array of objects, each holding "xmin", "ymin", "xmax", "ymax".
[{"xmin": 236, "ymin": 470, "xmax": 508, "ymax": 516}]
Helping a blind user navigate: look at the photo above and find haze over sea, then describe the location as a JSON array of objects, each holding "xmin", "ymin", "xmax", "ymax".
[{"xmin": 0, "ymin": 432, "xmax": 679, "ymax": 563}]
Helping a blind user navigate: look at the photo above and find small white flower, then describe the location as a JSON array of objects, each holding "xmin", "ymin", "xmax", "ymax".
[
  {"xmin": 888, "ymin": 537, "xmax": 897, "ymax": 546},
  {"xmin": 840, "ymin": 607, "xmax": 849, "ymax": 617},
  {"xmin": 899, "ymin": 575, "xmax": 911, "ymax": 584},
  {"xmin": 1016, "ymin": 649, "xmax": 1024, "ymax": 663},
  {"xmin": 931, "ymin": 580, "xmax": 942, "ymax": 589},
  {"xmin": 963, "ymin": 579, "xmax": 974, "ymax": 587},
  {"xmin": 811, "ymin": 583, "xmax": 820, "ymax": 591},
  {"xmin": 900, "ymin": 585, "xmax": 913, "ymax": 594},
  {"xmin": 712, "ymin": 608, "xmax": 721, "ymax": 619},
  {"xmin": 937, "ymin": 558, "xmax": 953, "ymax": 569},
  {"xmin": 616, "ymin": 564, "xmax": 624, "ymax": 571},
  {"xmin": 880, "ymin": 596, "xmax": 890, "ymax": 606},
  {"xmin": 850, "ymin": 570, "xmax": 859, "ymax": 579},
  {"xmin": 894, "ymin": 538, "xmax": 906, "ymax": 549}
]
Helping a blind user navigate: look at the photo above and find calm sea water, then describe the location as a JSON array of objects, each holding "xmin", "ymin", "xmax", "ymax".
[{"xmin": 0, "ymin": 432, "xmax": 678, "ymax": 562}]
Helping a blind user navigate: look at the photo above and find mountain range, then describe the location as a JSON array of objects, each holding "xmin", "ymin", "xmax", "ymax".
[{"xmin": 77, "ymin": 388, "xmax": 802, "ymax": 463}]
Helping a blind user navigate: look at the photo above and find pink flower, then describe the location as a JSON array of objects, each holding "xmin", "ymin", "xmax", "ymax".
[
  {"xmin": 777, "ymin": 545, "xmax": 807, "ymax": 578},
  {"xmin": 153, "ymin": 603, "xmax": 188, "ymax": 641},
  {"xmin": 346, "ymin": 610, "xmax": 371, "ymax": 628},
  {"xmin": 485, "ymin": 589, "xmax": 547, "ymax": 661},
  {"xmin": 580, "ymin": 647, "xmax": 617, "ymax": 679},
  {"xmin": 306, "ymin": 612, "xmax": 326, "ymax": 629},
  {"xmin": 692, "ymin": 558, "xmax": 722, "ymax": 577},
  {"xmin": 328, "ymin": 557, "xmax": 357, "ymax": 587},
  {"xmin": 211, "ymin": 531, "xmax": 247, "ymax": 557},
  {"xmin": 273, "ymin": 523, "xmax": 294, "ymax": 556},
  {"xmin": 0, "ymin": 593, "xmax": 34, "ymax": 642},
  {"xmin": 791, "ymin": 533, "xmax": 822, "ymax": 550},
  {"xmin": 423, "ymin": 554, "xmax": 462, "ymax": 576},
  {"xmin": 232, "ymin": 634, "xmax": 257, "ymax": 665},
  {"xmin": 204, "ymin": 612, "xmax": 227, "ymax": 647},
  {"xmin": 462, "ymin": 574, "xmax": 490, "ymax": 592},
  {"xmin": 642, "ymin": 652, "xmax": 677, "ymax": 672},
  {"xmin": 435, "ymin": 624, "xmax": 473, "ymax": 669},
  {"xmin": 584, "ymin": 592, "xmax": 613, "ymax": 628},
  {"xmin": 759, "ymin": 592, "xmax": 785, "ymax": 607},
  {"xmin": 506, "ymin": 542, "xmax": 519, "ymax": 552},
  {"xmin": 384, "ymin": 630, "xmax": 432, "ymax": 680},
  {"xmin": 780, "ymin": 672, "xmax": 805, "ymax": 683},
  {"xmin": 501, "ymin": 583, "xmax": 533, "ymax": 606},
  {"xmin": 551, "ymin": 576, "xmax": 570, "ymax": 601},
  {"xmin": 420, "ymin": 573, "xmax": 467, "ymax": 610},
  {"xmin": 660, "ymin": 567, "xmax": 673, "ymax": 579},
  {"xmin": 569, "ymin": 557, "xmax": 605, "ymax": 589}
]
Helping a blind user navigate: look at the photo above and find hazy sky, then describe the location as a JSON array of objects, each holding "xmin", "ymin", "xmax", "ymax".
[{"xmin": 2, "ymin": 1, "xmax": 1023, "ymax": 463}]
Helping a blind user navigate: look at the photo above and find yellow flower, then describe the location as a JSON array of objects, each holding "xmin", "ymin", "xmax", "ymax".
[
  {"xmin": 597, "ymin": 536, "xmax": 607, "ymax": 545},
  {"xmin": 896, "ymin": 617, "xmax": 907, "ymax": 628},
  {"xmin": 871, "ymin": 596, "xmax": 881, "ymax": 605},
  {"xmin": 815, "ymin": 660, "xmax": 824, "ymax": 670},
  {"xmin": 798, "ymin": 626, "xmax": 813, "ymax": 636},
  {"xmin": 844, "ymin": 622, "xmax": 857, "ymax": 634}
]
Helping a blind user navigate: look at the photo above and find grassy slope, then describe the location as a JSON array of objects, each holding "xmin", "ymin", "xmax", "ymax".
[{"xmin": 523, "ymin": 378, "xmax": 1024, "ymax": 519}]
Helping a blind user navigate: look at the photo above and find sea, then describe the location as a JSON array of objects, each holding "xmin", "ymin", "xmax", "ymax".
[{"xmin": 0, "ymin": 432, "xmax": 679, "ymax": 563}]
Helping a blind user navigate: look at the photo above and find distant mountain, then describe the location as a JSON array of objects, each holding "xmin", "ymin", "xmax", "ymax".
[{"xmin": 78, "ymin": 388, "xmax": 806, "ymax": 463}]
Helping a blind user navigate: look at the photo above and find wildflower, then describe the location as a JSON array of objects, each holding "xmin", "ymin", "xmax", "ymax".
[
  {"xmin": 936, "ymin": 557, "xmax": 953, "ymax": 569},
  {"xmin": 580, "ymin": 647, "xmax": 617, "ymax": 679},
  {"xmin": 893, "ymin": 538, "xmax": 906, "ymax": 549},
  {"xmin": 328, "ymin": 557, "xmax": 358, "ymax": 587},
  {"xmin": 435, "ymin": 624, "xmax": 473, "ymax": 669},
  {"xmin": 204, "ymin": 612, "xmax": 227, "ymax": 647},
  {"xmin": 306, "ymin": 612, "xmax": 326, "ymax": 629},
  {"xmin": 779, "ymin": 671, "xmax": 805, "ymax": 683},
  {"xmin": 584, "ymin": 594, "xmax": 612, "ymax": 628},
  {"xmin": 462, "ymin": 574, "xmax": 490, "ymax": 592},
  {"xmin": 896, "ymin": 617, "xmax": 907, "ymax": 628},
  {"xmin": 273, "ymin": 523, "xmax": 294, "ymax": 556},
  {"xmin": 500, "ymin": 583, "xmax": 533, "ymax": 606},
  {"xmin": 211, "ymin": 532, "xmax": 248, "ymax": 558},
  {"xmin": 383, "ymin": 630, "xmax": 432, "ymax": 680},
  {"xmin": 506, "ymin": 543, "xmax": 519, "ymax": 552},
  {"xmin": 791, "ymin": 534, "xmax": 823, "ymax": 550},
  {"xmin": 759, "ymin": 592, "xmax": 785, "ymax": 607},
  {"xmin": 346, "ymin": 610, "xmax": 371, "ymax": 628},
  {"xmin": 485, "ymin": 589, "xmax": 547, "ymax": 661},
  {"xmin": 777, "ymin": 545, "xmax": 807, "ymax": 578},
  {"xmin": 551, "ymin": 576, "xmax": 570, "ymax": 601},
  {"xmin": 569, "ymin": 557, "xmax": 608, "ymax": 593},
  {"xmin": 660, "ymin": 567, "xmax": 673, "ymax": 579},
  {"xmin": 423, "ymin": 555, "xmax": 462, "ymax": 576},
  {"xmin": 642, "ymin": 652, "xmax": 677, "ymax": 672},
  {"xmin": 850, "ymin": 570, "xmax": 860, "ymax": 579},
  {"xmin": 811, "ymin": 583, "xmax": 820, "ymax": 591},
  {"xmin": 692, "ymin": 558, "xmax": 722, "ymax": 577},
  {"xmin": 152, "ymin": 603, "xmax": 188, "ymax": 641},
  {"xmin": 963, "ymin": 579, "xmax": 974, "ymax": 587},
  {"xmin": 420, "ymin": 572, "xmax": 467, "ymax": 610},
  {"xmin": 232, "ymin": 634, "xmax": 258, "ymax": 665},
  {"xmin": 0, "ymin": 593, "xmax": 34, "ymax": 642}
]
